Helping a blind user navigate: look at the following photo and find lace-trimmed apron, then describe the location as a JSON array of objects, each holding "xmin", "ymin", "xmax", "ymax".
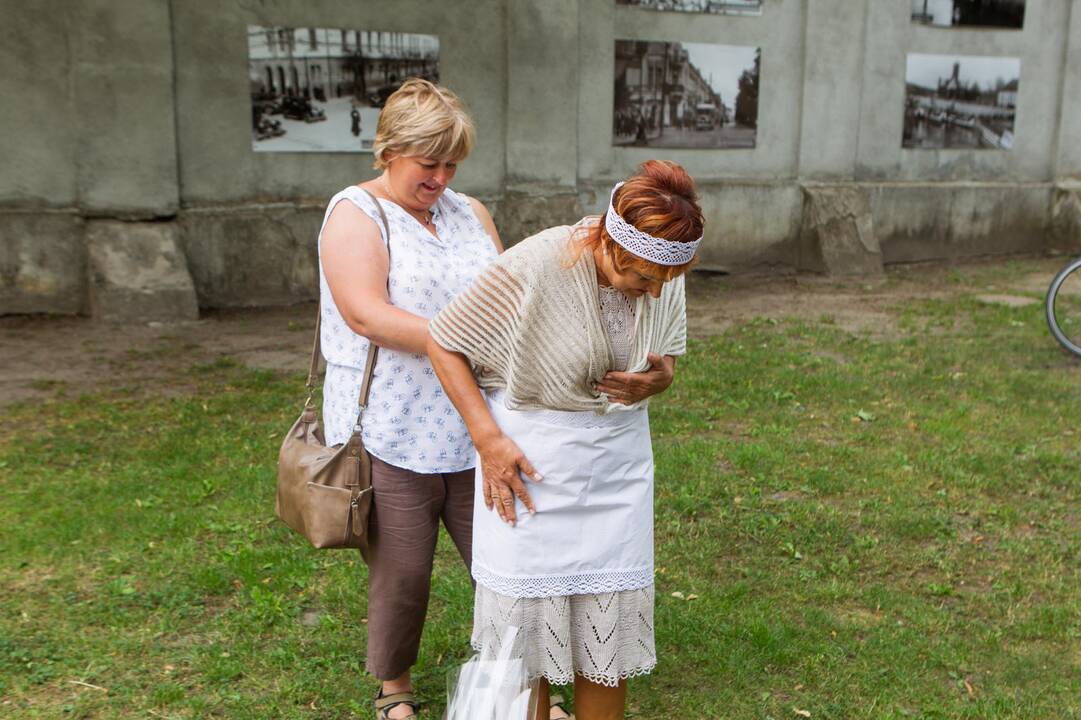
[{"xmin": 471, "ymin": 286, "xmax": 656, "ymax": 687}]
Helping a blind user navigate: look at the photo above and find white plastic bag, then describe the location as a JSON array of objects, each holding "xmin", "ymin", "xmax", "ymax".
[{"xmin": 444, "ymin": 626, "xmax": 536, "ymax": 720}]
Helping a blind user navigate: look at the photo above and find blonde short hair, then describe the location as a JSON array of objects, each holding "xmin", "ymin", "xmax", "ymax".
[{"xmin": 372, "ymin": 78, "xmax": 476, "ymax": 169}]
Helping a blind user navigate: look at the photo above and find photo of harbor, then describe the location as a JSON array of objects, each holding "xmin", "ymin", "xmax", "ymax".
[{"xmin": 902, "ymin": 53, "xmax": 1020, "ymax": 150}]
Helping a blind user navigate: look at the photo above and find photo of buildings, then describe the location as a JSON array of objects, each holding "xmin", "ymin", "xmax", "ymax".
[
  {"xmin": 903, "ymin": 53, "xmax": 1020, "ymax": 150},
  {"xmin": 910, "ymin": 0, "xmax": 1025, "ymax": 29},
  {"xmin": 247, "ymin": 26, "xmax": 439, "ymax": 152},
  {"xmin": 613, "ymin": 40, "xmax": 759, "ymax": 149},
  {"xmin": 616, "ymin": 0, "xmax": 762, "ymax": 16}
]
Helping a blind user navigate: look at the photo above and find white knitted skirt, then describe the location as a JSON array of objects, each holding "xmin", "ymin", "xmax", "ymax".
[{"xmin": 471, "ymin": 584, "xmax": 656, "ymax": 687}]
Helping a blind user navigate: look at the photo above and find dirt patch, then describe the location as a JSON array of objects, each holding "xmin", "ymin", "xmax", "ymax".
[
  {"xmin": 0, "ymin": 305, "xmax": 317, "ymax": 408},
  {"xmin": 0, "ymin": 255, "xmax": 1066, "ymax": 409},
  {"xmin": 685, "ymin": 272, "xmax": 908, "ymax": 340},
  {"xmin": 974, "ymin": 294, "xmax": 1040, "ymax": 308}
]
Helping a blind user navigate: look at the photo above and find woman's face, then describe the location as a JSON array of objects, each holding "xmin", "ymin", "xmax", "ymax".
[
  {"xmin": 385, "ymin": 154, "xmax": 458, "ymax": 210},
  {"xmin": 595, "ymin": 243, "xmax": 666, "ymax": 299}
]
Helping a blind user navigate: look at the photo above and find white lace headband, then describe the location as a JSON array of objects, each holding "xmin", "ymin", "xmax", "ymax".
[{"xmin": 604, "ymin": 182, "xmax": 701, "ymax": 266}]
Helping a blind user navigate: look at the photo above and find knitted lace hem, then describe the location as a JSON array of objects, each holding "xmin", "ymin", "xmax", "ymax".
[
  {"xmin": 472, "ymin": 563, "xmax": 653, "ymax": 598},
  {"xmin": 468, "ymin": 638, "xmax": 656, "ymax": 688},
  {"xmin": 471, "ymin": 583, "xmax": 657, "ymax": 689}
]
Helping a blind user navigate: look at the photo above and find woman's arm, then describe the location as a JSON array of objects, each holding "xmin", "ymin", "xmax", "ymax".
[
  {"xmin": 320, "ymin": 200, "xmax": 428, "ymax": 355},
  {"xmin": 426, "ymin": 335, "xmax": 541, "ymax": 526},
  {"xmin": 595, "ymin": 352, "xmax": 676, "ymax": 405},
  {"xmin": 467, "ymin": 196, "xmax": 505, "ymax": 254}
]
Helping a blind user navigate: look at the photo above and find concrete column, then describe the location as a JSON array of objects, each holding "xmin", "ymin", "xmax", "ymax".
[
  {"xmin": 505, "ymin": 0, "xmax": 579, "ymax": 190},
  {"xmin": 73, "ymin": 0, "xmax": 179, "ymax": 216},
  {"xmin": 495, "ymin": 0, "xmax": 584, "ymax": 243},
  {"xmin": 797, "ymin": 0, "xmax": 870, "ymax": 179},
  {"xmin": 86, "ymin": 220, "xmax": 198, "ymax": 322},
  {"xmin": 0, "ymin": 213, "xmax": 86, "ymax": 315},
  {"xmin": 0, "ymin": 0, "xmax": 78, "ymax": 207},
  {"xmin": 1055, "ymin": 0, "xmax": 1081, "ymax": 179}
]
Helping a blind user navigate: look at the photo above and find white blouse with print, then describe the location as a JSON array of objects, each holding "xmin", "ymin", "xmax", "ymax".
[{"xmin": 317, "ymin": 185, "xmax": 498, "ymax": 473}]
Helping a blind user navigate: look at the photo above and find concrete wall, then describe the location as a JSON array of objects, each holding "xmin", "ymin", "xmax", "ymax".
[{"xmin": 2, "ymin": 0, "xmax": 1080, "ymax": 316}]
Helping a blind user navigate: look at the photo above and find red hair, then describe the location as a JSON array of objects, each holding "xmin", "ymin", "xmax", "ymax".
[{"xmin": 568, "ymin": 160, "xmax": 704, "ymax": 280}]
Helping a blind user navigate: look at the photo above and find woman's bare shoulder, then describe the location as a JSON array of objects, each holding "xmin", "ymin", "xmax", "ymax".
[{"xmin": 322, "ymin": 192, "xmax": 383, "ymax": 245}]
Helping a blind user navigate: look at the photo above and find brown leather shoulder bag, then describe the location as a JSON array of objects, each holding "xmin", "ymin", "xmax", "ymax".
[{"xmin": 275, "ymin": 188, "xmax": 390, "ymax": 552}]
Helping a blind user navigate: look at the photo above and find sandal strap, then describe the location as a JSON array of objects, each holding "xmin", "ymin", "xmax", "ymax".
[
  {"xmin": 375, "ymin": 690, "xmax": 418, "ymax": 717},
  {"xmin": 549, "ymin": 694, "xmax": 574, "ymax": 719}
]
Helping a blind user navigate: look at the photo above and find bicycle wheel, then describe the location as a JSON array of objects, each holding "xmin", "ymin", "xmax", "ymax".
[{"xmin": 1045, "ymin": 257, "xmax": 1081, "ymax": 358}]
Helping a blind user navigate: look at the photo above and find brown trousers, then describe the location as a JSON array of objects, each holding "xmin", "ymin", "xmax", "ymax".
[{"xmin": 364, "ymin": 454, "xmax": 475, "ymax": 679}]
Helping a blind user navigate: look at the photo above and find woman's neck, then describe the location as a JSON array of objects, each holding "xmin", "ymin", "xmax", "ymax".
[
  {"xmin": 592, "ymin": 246, "xmax": 613, "ymax": 287},
  {"xmin": 377, "ymin": 174, "xmax": 434, "ymax": 227}
]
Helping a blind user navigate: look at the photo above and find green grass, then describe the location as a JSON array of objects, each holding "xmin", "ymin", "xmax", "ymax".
[{"xmin": 1, "ymin": 290, "xmax": 1079, "ymax": 718}]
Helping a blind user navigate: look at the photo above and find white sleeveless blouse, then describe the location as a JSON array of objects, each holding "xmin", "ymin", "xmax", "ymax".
[{"xmin": 317, "ymin": 185, "xmax": 498, "ymax": 472}]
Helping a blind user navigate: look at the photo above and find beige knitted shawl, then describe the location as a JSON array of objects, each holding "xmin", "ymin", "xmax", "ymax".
[{"xmin": 429, "ymin": 219, "xmax": 687, "ymax": 414}]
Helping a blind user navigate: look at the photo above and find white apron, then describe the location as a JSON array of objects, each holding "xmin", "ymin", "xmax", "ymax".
[{"xmin": 471, "ymin": 390, "xmax": 654, "ymax": 598}]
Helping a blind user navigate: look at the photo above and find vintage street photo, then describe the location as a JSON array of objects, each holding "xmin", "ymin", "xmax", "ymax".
[
  {"xmin": 247, "ymin": 26, "xmax": 439, "ymax": 152},
  {"xmin": 614, "ymin": 40, "xmax": 759, "ymax": 149},
  {"xmin": 616, "ymin": 0, "xmax": 762, "ymax": 16},
  {"xmin": 903, "ymin": 53, "xmax": 1020, "ymax": 150},
  {"xmin": 910, "ymin": 0, "xmax": 1025, "ymax": 29}
]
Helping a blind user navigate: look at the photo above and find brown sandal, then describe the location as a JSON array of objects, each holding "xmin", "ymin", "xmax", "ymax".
[
  {"xmin": 549, "ymin": 693, "xmax": 575, "ymax": 719},
  {"xmin": 374, "ymin": 689, "xmax": 418, "ymax": 719}
]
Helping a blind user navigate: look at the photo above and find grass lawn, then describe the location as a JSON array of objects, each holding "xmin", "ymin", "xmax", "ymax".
[{"xmin": 1, "ymin": 272, "xmax": 1079, "ymax": 718}]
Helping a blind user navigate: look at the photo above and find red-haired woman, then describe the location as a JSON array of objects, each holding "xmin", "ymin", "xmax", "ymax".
[{"xmin": 428, "ymin": 160, "xmax": 703, "ymax": 719}]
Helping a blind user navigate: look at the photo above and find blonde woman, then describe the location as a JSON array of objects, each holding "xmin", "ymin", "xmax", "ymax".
[
  {"xmin": 317, "ymin": 78, "xmax": 502, "ymax": 720},
  {"xmin": 428, "ymin": 161, "xmax": 702, "ymax": 720}
]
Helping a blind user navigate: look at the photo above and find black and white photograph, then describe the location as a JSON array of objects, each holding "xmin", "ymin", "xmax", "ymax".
[
  {"xmin": 616, "ymin": 0, "xmax": 762, "ymax": 16},
  {"xmin": 910, "ymin": 0, "xmax": 1025, "ymax": 29},
  {"xmin": 248, "ymin": 26, "xmax": 439, "ymax": 152},
  {"xmin": 614, "ymin": 40, "xmax": 759, "ymax": 149},
  {"xmin": 903, "ymin": 53, "xmax": 1020, "ymax": 150}
]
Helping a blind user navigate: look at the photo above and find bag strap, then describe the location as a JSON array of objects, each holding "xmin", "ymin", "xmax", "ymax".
[{"xmin": 304, "ymin": 188, "xmax": 393, "ymax": 420}]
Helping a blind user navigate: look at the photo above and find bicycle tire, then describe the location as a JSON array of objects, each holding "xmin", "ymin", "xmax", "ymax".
[{"xmin": 1045, "ymin": 256, "xmax": 1081, "ymax": 358}]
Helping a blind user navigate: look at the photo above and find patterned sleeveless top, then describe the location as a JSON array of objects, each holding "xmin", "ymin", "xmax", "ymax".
[{"xmin": 317, "ymin": 185, "xmax": 498, "ymax": 472}]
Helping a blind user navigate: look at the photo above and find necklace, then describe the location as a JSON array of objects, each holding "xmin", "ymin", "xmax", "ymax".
[{"xmin": 381, "ymin": 175, "xmax": 433, "ymax": 227}]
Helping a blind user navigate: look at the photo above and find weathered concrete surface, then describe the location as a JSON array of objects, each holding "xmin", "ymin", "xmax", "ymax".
[
  {"xmin": 799, "ymin": 0, "xmax": 867, "ymax": 179},
  {"xmin": 179, "ymin": 205, "xmax": 323, "ymax": 308},
  {"xmin": 871, "ymin": 184, "xmax": 1051, "ymax": 263},
  {"xmin": 491, "ymin": 192, "xmax": 583, "ymax": 247},
  {"xmin": 86, "ymin": 221, "xmax": 198, "ymax": 322},
  {"xmin": 694, "ymin": 183, "xmax": 802, "ymax": 272},
  {"xmin": 506, "ymin": 0, "xmax": 578, "ymax": 189},
  {"xmin": 1056, "ymin": 1, "xmax": 1081, "ymax": 178},
  {"xmin": 1050, "ymin": 185, "xmax": 1081, "ymax": 251},
  {"xmin": 0, "ymin": 0, "xmax": 78, "ymax": 207},
  {"xmin": 73, "ymin": 0, "xmax": 179, "ymax": 216},
  {"xmin": 0, "ymin": 0, "xmax": 178, "ymax": 214},
  {"xmin": 0, "ymin": 213, "xmax": 87, "ymax": 315},
  {"xmin": 799, "ymin": 186, "xmax": 883, "ymax": 276}
]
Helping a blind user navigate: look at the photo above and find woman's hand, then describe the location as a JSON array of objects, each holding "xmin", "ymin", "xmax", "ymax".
[
  {"xmin": 595, "ymin": 352, "xmax": 675, "ymax": 405},
  {"xmin": 476, "ymin": 433, "xmax": 542, "ymax": 527}
]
